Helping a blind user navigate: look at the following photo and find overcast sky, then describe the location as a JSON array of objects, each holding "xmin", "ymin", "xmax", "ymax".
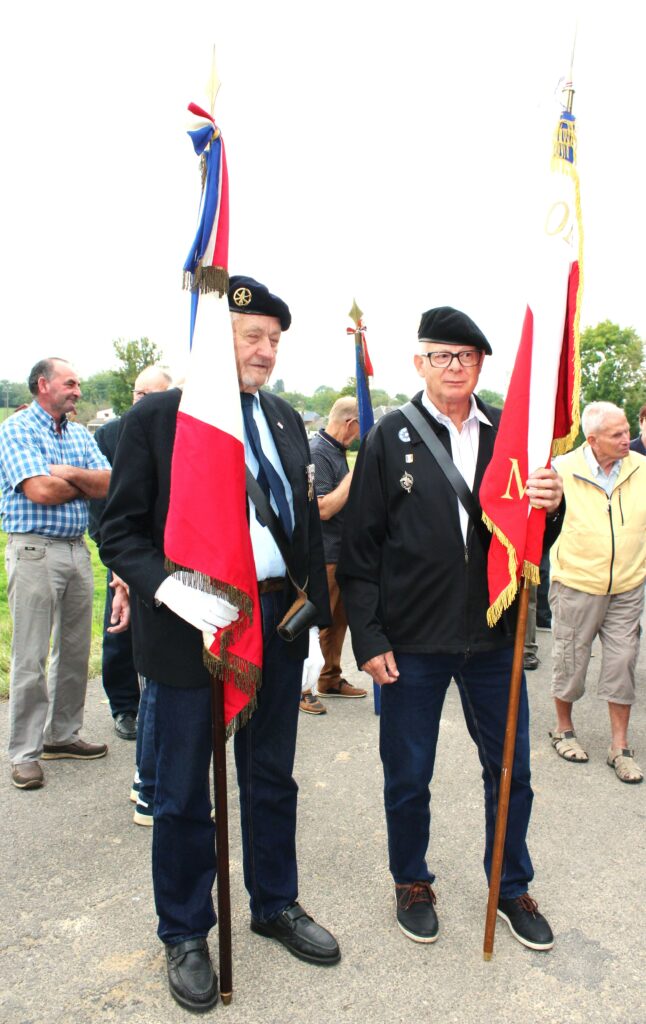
[{"xmin": 1, "ymin": 1, "xmax": 643, "ymax": 400}]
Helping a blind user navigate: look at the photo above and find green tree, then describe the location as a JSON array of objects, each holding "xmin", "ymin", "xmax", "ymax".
[
  {"xmin": 80, "ymin": 370, "xmax": 118, "ymax": 409},
  {"xmin": 111, "ymin": 338, "xmax": 163, "ymax": 414},
  {"xmin": 271, "ymin": 378, "xmax": 285, "ymax": 394},
  {"xmin": 370, "ymin": 388, "xmax": 394, "ymax": 408},
  {"xmin": 580, "ymin": 321, "xmax": 646, "ymax": 434},
  {"xmin": 280, "ymin": 391, "xmax": 307, "ymax": 411},
  {"xmin": 338, "ymin": 377, "xmax": 357, "ymax": 398},
  {"xmin": 309, "ymin": 386, "xmax": 339, "ymax": 416},
  {"xmin": 394, "ymin": 393, "xmax": 410, "ymax": 405},
  {"xmin": 478, "ymin": 388, "xmax": 505, "ymax": 408},
  {"xmin": 0, "ymin": 379, "xmax": 30, "ymax": 410}
]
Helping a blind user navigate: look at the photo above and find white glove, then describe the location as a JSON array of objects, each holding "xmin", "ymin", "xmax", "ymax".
[
  {"xmin": 155, "ymin": 576, "xmax": 240, "ymax": 633},
  {"xmin": 302, "ymin": 626, "xmax": 325, "ymax": 694}
]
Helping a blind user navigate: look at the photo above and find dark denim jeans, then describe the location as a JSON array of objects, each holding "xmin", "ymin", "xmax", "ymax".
[
  {"xmin": 380, "ymin": 647, "xmax": 534, "ymax": 899},
  {"xmin": 135, "ymin": 678, "xmax": 156, "ymax": 806},
  {"xmin": 150, "ymin": 590, "xmax": 303, "ymax": 944},
  {"xmin": 102, "ymin": 570, "xmax": 140, "ymax": 717}
]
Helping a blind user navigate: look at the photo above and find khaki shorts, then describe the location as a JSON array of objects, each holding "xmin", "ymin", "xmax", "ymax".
[{"xmin": 549, "ymin": 580, "xmax": 643, "ymax": 705}]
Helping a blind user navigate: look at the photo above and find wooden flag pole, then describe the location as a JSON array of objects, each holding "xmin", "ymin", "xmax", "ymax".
[
  {"xmin": 210, "ymin": 673, "xmax": 233, "ymax": 1003},
  {"xmin": 483, "ymin": 578, "xmax": 531, "ymax": 960}
]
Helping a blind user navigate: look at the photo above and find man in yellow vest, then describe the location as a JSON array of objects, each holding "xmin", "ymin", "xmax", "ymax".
[{"xmin": 549, "ymin": 401, "xmax": 646, "ymax": 784}]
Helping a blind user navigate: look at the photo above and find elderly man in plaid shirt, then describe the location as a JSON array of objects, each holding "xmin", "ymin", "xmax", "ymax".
[{"xmin": 0, "ymin": 358, "xmax": 115, "ymax": 791}]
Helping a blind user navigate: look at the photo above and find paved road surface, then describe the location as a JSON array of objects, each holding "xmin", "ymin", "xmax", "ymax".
[{"xmin": 1, "ymin": 629, "xmax": 644, "ymax": 1024}]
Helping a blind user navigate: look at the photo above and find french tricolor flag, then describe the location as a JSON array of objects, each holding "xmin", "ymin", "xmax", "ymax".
[
  {"xmin": 164, "ymin": 105, "xmax": 262, "ymax": 733},
  {"xmin": 480, "ymin": 101, "xmax": 583, "ymax": 625}
]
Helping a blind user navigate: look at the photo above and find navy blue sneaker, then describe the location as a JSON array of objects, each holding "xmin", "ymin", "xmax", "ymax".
[
  {"xmin": 395, "ymin": 882, "xmax": 438, "ymax": 943},
  {"xmin": 497, "ymin": 894, "xmax": 553, "ymax": 950}
]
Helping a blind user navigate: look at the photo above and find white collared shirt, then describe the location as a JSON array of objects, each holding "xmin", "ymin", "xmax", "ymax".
[
  {"xmin": 243, "ymin": 392, "xmax": 295, "ymax": 581},
  {"xmin": 421, "ymin": 392, "xmax": 491, "ymax": 543},
  {"xmin": 582, "ymin": 444, "xmax": 622, "ymax": 497}
]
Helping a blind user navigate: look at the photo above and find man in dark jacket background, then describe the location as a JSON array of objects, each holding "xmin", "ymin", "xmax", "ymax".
[
  {"xmin": 337, "ymin": 306, "xmax": 563, "ymax": 952},
  {"xmin": 89, "ymin": 365, "xmax": 172, "ymax": 740}
]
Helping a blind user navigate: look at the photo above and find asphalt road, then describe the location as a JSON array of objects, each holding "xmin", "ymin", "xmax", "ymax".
[{"xmin": 1, "ymin": 628, "xmax": 645, "ymax": 1024}]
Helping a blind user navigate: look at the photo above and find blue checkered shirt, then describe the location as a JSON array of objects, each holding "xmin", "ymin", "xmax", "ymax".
[{"xmin": 0, "ymin": 401, "xmax": 110, "ymax": 537}]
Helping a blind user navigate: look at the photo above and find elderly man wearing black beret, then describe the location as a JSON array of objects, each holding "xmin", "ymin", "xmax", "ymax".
[
  {"xmin": 100, "ymin": 276, "xmax": 339, "ymax": 1013},
  {"xmin": 337, "ymin": 306, "xmax": 563, "ymax": 953}
]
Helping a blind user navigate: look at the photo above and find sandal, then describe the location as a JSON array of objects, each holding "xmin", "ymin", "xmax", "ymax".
[
  {"xmin": 549, "ymin": 729, "xmax": 589, "ymax": 763},
  {"xmin": 607, "ymin": 747, "xmax": 643, "ymax": 784}
]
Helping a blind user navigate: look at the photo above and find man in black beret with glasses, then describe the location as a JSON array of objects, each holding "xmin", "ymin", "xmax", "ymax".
[{"xmin": 337, "ymin": 305, "xmax": 563, "ymax": 953}]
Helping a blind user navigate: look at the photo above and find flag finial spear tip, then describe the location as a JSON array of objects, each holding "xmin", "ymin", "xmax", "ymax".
[
  {"xmin": 207, "ymin": 45, "xmax": 221, "ymax": 117},
  {"xmin": 562, "ymin": 24, "xmax": 577, "ymax": 114},
  {"xmin": 349, "ymin": 299, "xmax": 363, "ymax": 325}
]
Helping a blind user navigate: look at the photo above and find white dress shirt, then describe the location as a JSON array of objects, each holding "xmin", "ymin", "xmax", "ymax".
[
  {"xmin": 244, "ymin": 392, "xmax": 295, "ymax": 581},
  {"xmin": 421, "ymin": 392, "xmax": 491, "ymax": 543}
]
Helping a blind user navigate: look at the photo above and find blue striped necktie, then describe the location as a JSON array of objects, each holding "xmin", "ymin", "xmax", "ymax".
[{"xmin": 240, "ymin": 392, "xmax": 293, "ymax": 537}]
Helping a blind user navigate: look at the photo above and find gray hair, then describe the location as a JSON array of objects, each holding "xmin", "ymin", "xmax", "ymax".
[{"xmin": 581, "ymin": 401, "xmax": 625, "ymax": 438}]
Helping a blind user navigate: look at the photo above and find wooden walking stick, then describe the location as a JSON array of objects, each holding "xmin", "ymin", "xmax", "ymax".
[
  {"xmin": 210, "ymin": 672, "xmax": 233, "ymax": 1004},
  {"xmin": 483, "ymin": 578, "xmax": 531, "ymax": 960}
]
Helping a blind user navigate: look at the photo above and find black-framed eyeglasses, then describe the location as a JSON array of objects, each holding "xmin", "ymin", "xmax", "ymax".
[{"xmin": 421, "ymin": 349, "xmax": 482, "ymax": 368}]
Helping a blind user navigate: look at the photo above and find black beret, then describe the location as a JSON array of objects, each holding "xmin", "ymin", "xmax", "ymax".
[
  {"xmin": 228, "ymin": 275, "xmax": 291, "ymax": 332},
  {"xmin": 417, "ymin": 306, "xmax": 492, "ymax": 355}
]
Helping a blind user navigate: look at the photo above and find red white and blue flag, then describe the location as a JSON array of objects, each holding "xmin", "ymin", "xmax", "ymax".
[
  {"xmin": 479, "ymin": 95, "xmax": 583, "ymax": 624},
  {"xmin": 347, "ymin": 299, "xmax": 374, "ymax": 439},
  {"xmin": 164, "ymin": 102, "xmax": 262, "ymax": 733}
]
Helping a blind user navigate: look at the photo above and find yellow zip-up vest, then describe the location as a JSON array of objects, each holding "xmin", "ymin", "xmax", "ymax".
[{"xmin": 551, "ymin": 445, "xmax": 646, "ymax": 595}]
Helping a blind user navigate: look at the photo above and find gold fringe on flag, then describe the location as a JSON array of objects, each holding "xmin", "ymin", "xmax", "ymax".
[
  {"xmin": 482, "ymin": 510, "xmax": 542, "ymax": 625},
  {"xmin": 482, "ymin": 511, "xmax": 519, "ymax": 626},
  {"xmin": 551, "ymin": 116, "xmax": 577, "ymax": 167},
  {"xmin": 221, "ymin": 694, "xmax": 258, "ymax": 739},
  {"xmin": 182, "ymin": 265, "xmax": 229, "ymax": 297},
  {"xmin": 164, "ymin": 558, "xmax": 262, "ymax": 725},
  {"xmin": 521, "ymin": 559, "xmax": 540, "ymax": 586}
]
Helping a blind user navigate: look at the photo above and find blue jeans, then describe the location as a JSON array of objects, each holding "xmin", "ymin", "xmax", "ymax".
[
  {"xmin": 102, "ymin": 570, "xmax": 140, "ymax": 717},
  {"xmin": 135, "ymin": 678, "xmax": 156, "ymax": 805},
  {"xmin": 151, "ymin": 590, "xmax": 303, "ymax": 944},
  {"xmin": 380, "ymin": 648, "xmax": 534, "ymax": 899}
]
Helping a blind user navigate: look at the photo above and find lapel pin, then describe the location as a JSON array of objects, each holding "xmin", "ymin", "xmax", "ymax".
[
  {"xmin": 400, "ymin": 471, "xmax": 414, "ymax": 494},
  {"xmin": 277, "ymin": 421, "xmax": 284, "ymax": 429}
]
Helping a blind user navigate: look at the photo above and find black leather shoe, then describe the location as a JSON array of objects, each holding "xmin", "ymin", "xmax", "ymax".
[
  {"xmin": 250, "ymin": 902, "xmax": 340, "ymax": 964},
  {"xmin": 114, "ymin": 712, "xmax": 138, "ymax": 740},
  {"xmin": 523, "ymin": 652, "xmax": 540, "ymax": 671},
  {"xmin": 165, "ymin": 938, "xmax": 219, "ymax": 1012},
  {"xmin": 395, "ymin": 881, "xmax": 439, "ymax": 943},
  {"xmin": 497, "ymin": 894, "xmax": 554, "ymax": 950}
]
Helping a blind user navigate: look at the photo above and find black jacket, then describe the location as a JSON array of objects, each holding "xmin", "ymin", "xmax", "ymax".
[
  {"xmin": 99, "ymin": 388, "xmax": 329, "ymax": 688},
  {"xmin": 337, "ymin": 392, "xmax": 561, "ymax": 668},
  {"xmin": 88, "ymin": 416, "xmax": 121, "ymax": 545}
]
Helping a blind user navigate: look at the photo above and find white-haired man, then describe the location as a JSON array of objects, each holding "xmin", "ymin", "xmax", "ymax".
[{"xmin": 549, "ymin": 401, "xmax": 646, "ymax": 783}]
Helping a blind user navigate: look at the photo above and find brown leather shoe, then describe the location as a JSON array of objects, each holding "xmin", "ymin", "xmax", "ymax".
[
  {"xmin": 42, "ymin": 738, "xmax": 108, "ymax": 760},
  {"xmin": 11, "ymin": 761, "xmax": 44, "ymax": 789},
  {"xmin": 316, "ymin": 679, "xmax": 367, "ymax": 698}
]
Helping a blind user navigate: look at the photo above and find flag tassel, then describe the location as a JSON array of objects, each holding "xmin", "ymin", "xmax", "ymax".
[{"xmin": 184, "ymin": 265, "xmax": 229, "ymax": 297}]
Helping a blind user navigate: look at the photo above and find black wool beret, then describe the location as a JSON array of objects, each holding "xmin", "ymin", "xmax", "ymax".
[
  {"xmin": 417, "ymin": 306, "xmax": 492, "ymax": 355},
  {"xmin": 228, "ymin": 275, "xmax": 291, "ymax": 332}
]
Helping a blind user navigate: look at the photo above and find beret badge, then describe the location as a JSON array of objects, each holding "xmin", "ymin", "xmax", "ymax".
[{"xmin": 233, "ymin": 287, "xmax": 252, "ymax": 307}]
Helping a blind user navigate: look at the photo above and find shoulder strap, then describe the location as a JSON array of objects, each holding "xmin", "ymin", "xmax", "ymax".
[
  {"xmin": 399, "ymin": 402, "xmax": 480, "ymax": 523},
  {"xmin": 245, "ymin": 467, "xmax": 304, "ymax": 589}
]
